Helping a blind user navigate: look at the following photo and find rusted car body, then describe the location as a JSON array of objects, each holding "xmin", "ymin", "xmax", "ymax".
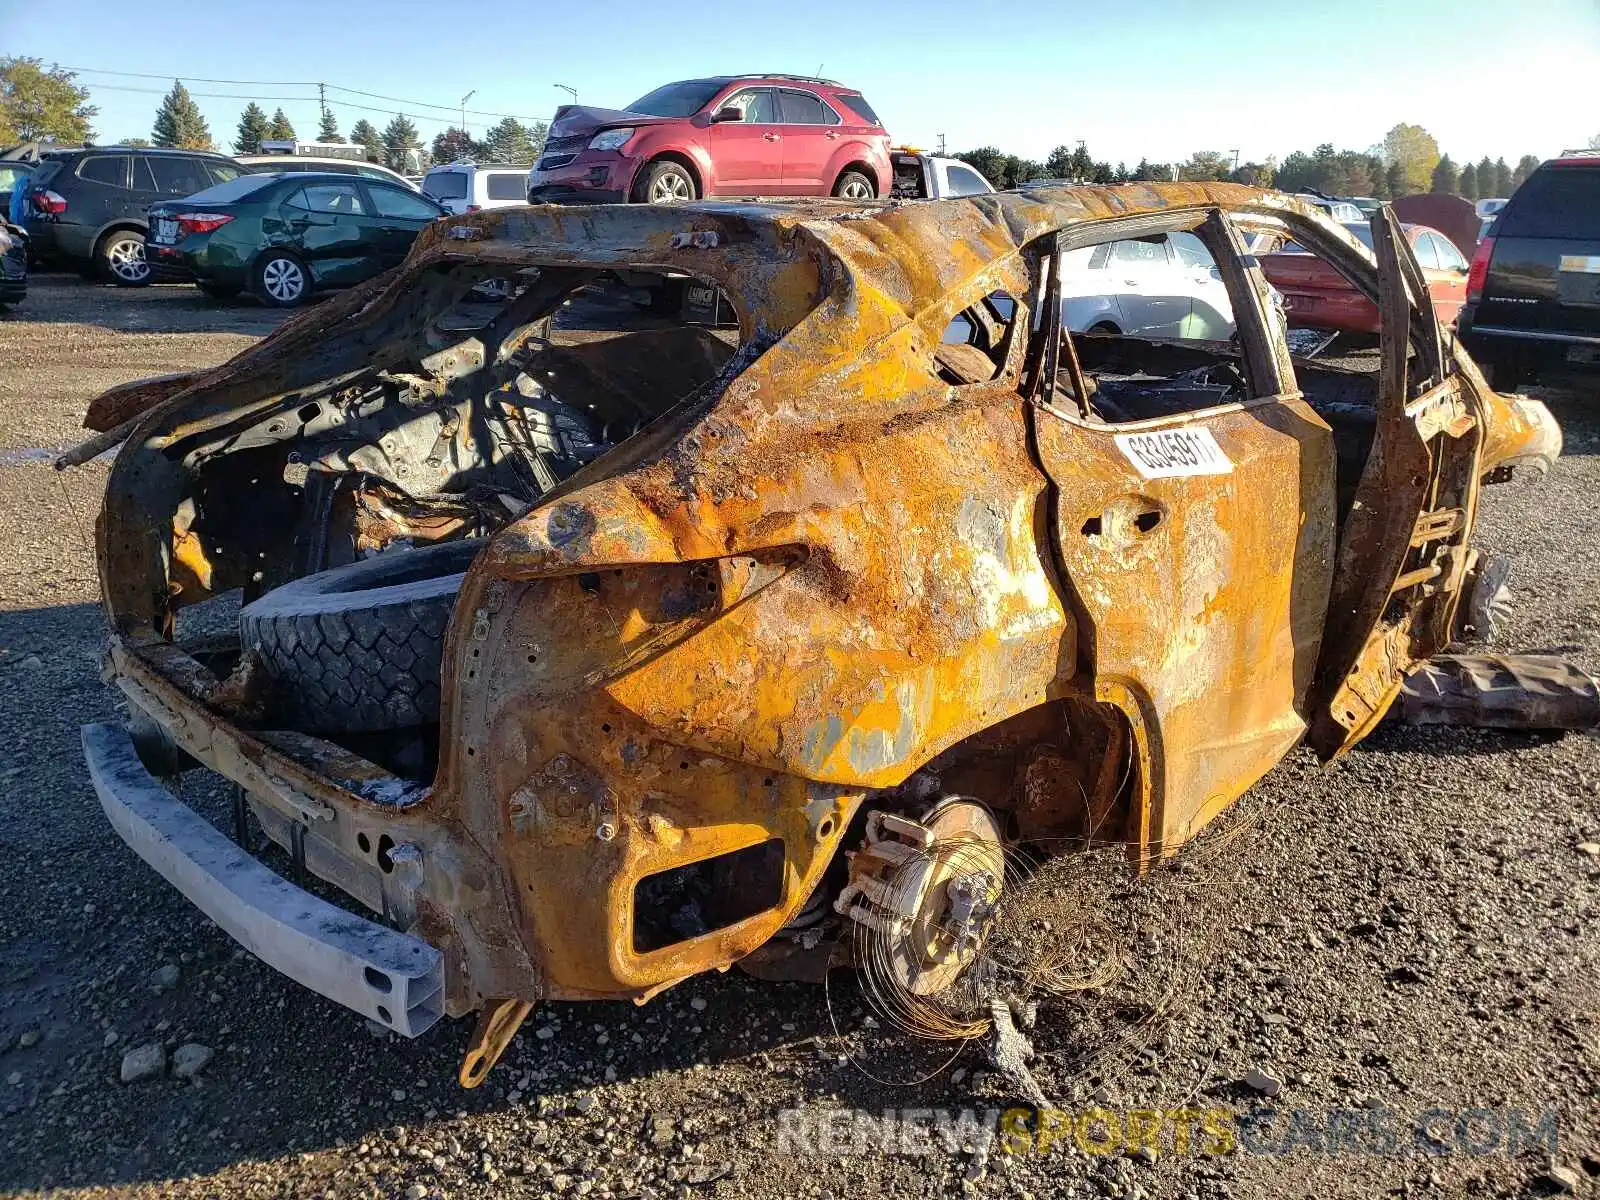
[{"xmin": 73, "ymin": 184, "xmax": 1561, "ymax": 1081}]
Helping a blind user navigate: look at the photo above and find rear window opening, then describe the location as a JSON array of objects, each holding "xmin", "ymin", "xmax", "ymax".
[
  {"xmin": 632, "ymin": 838, "xmax": 786, "ymax": 953},
  {"xmin": 160, "ymin": 263, "xmax": 749, "ymax": 782},
  {"xmin": 1496, "ymin": 164, "xmax": 1600, "ymax": 240}
]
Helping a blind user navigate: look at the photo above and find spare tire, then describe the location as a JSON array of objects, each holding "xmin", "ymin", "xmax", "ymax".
[{"xmin": 240, "ymin": 540, "xmax": 484, "ymax": 733}]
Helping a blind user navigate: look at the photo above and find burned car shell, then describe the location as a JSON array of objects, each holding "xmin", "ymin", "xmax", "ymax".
[{"xmin": 79, "ymin": 185, "xmax": 1560, "ymax": 1044}]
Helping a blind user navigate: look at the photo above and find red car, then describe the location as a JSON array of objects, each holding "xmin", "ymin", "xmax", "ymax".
[
  {"xmin": 1260, "ymin": 221, "xmax": 1471, "ymax": 335},
  {"xmin": 525, "ymin": 75, "xmax": 891, "ymax": 205}
]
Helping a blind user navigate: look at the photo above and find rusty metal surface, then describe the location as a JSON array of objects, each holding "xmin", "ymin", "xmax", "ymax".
[{"xmin": 79, "ymin": 184, "xmax": 1561, "ymax": 1030}]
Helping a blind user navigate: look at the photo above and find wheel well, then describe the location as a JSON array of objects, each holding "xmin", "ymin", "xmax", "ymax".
[
  {"xmin": 1087, "ymin": 320, "xmax": 1121, "ymax": 335},
  {"xmin": 631, "ymin": 153, "xmax": 702, "ymax": 201},
  {"xmin": 833, "ymin": 162, "xmax": 877, "ymax": 195},
  {"xmin": 93, "ymin": 223, "xmax": 147, "ymax": 255}
]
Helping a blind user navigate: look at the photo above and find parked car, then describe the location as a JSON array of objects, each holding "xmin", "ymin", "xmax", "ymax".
[
  {"xmin": 421, "ymin": 162, "xmax": 531, "ymax": 214},
  {"xmin": 16, "ymin": 146, "xmax": 243, "ymax": 284},
  {"xmin": 1475, "ymin": 197, "xmax": 1508, "ymax": 220},
  {"xmin": 0, "ymin": 219, "xmax": 26, "ymax": 307},
  {"xmin": 144, "ymin": 171, "xmax": 445, "ymax": 306},
  {"xmin": 890, "ymin": 149, "xmax": 995, "ymax": 199},
  {"xmin": 236, "ymin": 154, "xmax": 419, "ymax": 191},
  {"xmin": 69, "ymin": 184, "xmax": 1560, "ymax": 1083},
  {"xmin": 525, "ymin": 75, "xmax": 890, "ymax": 204},
  {"xmin": 1056, "ymin": 231, "xmax": 1236, "ymax": 340},
  {"xmin": 1459, "ymin": 154, "xmax": 1600, "ymax": 388},
  {"xmin": 1259, "ymin": 220, "xmax": 1469, "ymax": 337}
]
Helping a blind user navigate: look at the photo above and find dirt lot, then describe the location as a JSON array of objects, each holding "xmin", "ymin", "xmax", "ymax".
[{"xmin": 1, "ymin": 275, "xmax": 1597, "ymax": 1200}]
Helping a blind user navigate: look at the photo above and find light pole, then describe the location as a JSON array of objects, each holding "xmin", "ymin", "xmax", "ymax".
[
  {"xmin": 459, "ymin": 89, "xmax": 476, "ymax": 136},
  {"xmin": 554, "ymin": 83, "xmax": 578, "ymax": 106}
]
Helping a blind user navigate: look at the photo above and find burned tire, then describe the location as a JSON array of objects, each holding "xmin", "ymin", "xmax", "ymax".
[{"xmin": 239, "ymin": 540, "xmax": 484, "ymax": 733}]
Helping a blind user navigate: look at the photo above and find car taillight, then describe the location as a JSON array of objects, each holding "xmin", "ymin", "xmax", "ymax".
[
  {"xmin": 466, "ymin": 204, "xmax": 482, "ymax": 213},
  {"xmin": 1466, "ymin": 236, "xmax": 1494, "ymax": 303},
  {"xmin": 33, "ymin": 190, "xmax": 67, "ymax": 215},
  {"xmin": 175, "ymin": 212, "xmax": 234, "ymax": 234}
]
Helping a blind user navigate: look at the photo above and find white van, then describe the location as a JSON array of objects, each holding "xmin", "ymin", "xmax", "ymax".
[{"xmin": 420, "ymin": 162, "xmax": 530, "ymax": 215}]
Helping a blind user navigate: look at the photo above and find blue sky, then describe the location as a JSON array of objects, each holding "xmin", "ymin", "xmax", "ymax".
[{"xmin": 5, "ymin": 0, "xmax": 1596, "ymax": 165}]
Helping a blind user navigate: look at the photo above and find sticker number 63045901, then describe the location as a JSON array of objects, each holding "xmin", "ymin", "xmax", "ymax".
[{"xmin": 1113, "ymin": 428, "xmax": 1234, "ymax": 479}]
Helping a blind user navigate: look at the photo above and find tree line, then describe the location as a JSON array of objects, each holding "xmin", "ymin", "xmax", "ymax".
[
  {"xmin": 2, "ymin": 59, "xmax": 1587, "ymax": 196},
  {"xmin": 959, "ymin": 122, "xmax": 1550, "ymax": 201}
]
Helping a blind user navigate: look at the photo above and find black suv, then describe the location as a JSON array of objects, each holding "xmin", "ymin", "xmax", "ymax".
[
  {"xmin": 1459, "ymin": 153, "xmax": 1600, "ymax": 388},
  {"xmin": 17, "ymin": 146, "xmax": 242, "ymax": 285}
]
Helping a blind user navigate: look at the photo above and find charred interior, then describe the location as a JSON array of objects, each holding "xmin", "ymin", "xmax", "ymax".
[{"xmin": 153, "ymin": 264, "xmax": 744, "ymax": 779}]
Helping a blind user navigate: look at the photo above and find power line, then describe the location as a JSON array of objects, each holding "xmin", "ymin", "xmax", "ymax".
[{"xmin": 59, "ymin": 65, "xmax": 553, "ymax": 123}]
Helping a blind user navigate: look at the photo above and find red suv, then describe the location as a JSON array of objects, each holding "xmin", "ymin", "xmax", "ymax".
[{"xmin": 525, "ymin": 75, "xmax": 890, "ymax": 204}]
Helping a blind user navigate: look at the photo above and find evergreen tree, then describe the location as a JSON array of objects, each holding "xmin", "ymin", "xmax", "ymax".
[
  {"xmin": 482, "ymin": 116, "xmax": 535, "ymax": 164},
  {"xmin": 1511, "ymin": 154, "xmax": 1540, "ymax": 190},
  {"xmin": 381, "ymin": 114, "xmax": 421, "ymax": 171},
  {"xmin": 233, "ymin": 102, "xmax": 269, "ymax": 154},
  {"xmin": 1068, "ymin": 143, "xmax": 1094, "ymax": 181},
  {"xmin": 1429, "ymin": 154, "xmax": 1458, "ymax": 194},
  {"xmin": 317, "ymin": 107, "xmax": 340, "ymax": 143},
  {"xmin": 1492, "ymin": 157, "xmax": 1513, "ymax": 196},
  {"xmin": 1045, "ymin": 144, "xmax": 1073, "ymax": 178},
  {"xmin": 349, "ymin": 119, "xmax": 383, "ymax": 163},
  {"xmin": 522, "ymin": 120, "xmax": 548, "ymax": 158},
  {"xmin": 1458, "ymin": 162, "xmax": 1479, "ymax": 199},
  {"xmin": 151, "ymin": 80, "xmax": 211, "ymax": 149},
  {"xmin": 430, "ymin": 127, "xmax": 479, "ymax": 164},
  {"xmin": 1384, "ymin": 160, "xmax": 1406, "ymax": 198},
  {"xmin": 267, "ymin": 108, "xmax": 296, "ymax": 140}
]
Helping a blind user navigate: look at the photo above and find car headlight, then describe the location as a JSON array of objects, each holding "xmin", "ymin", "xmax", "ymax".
[{"xmin": 588, "ymin": 128, "xmax": 634, "ymax": 151}]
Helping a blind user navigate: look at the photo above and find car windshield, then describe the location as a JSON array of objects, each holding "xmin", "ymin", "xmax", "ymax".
[
  {"xmin": 626, "ymin": 79, "xmax": 727, "ymax": 118},
  {"xmin": 422, "ymin": 172, "xmax": 468, "ymax": 200},
  {"xmin": 176, "ymin": 174, "xmax": 282, "ymax": 205}
]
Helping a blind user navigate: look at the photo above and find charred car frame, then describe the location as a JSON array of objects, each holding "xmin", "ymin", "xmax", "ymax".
[{"xmin": 71, "ymin": 184, "xmax": 1562, "ymax": 1083}]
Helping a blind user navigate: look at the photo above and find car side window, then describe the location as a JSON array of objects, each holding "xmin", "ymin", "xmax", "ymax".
[
  {"xmin": 777, "ymin": 90, "xmax": 838, "ymax": 125},
  {"xmin": 205, "ymin": 161, "xmax": 241, "ymax": 186},
  {"xmin": 1112, "ymin": 238, "xmax": 1169, "ymax": 267},
  {"xmin": 1168, "ymin": 231, "xmax": 1215, "ymax": 269},
  {"xmin": 722, "ymin": 88, "xmax": 777, "ymax": 123},
  {"xmin": 1434, "ymin": 236, "xmax": 1467, "ymax": 272},
  {"xmin": 77, "ymin": 156, "xmax": 129, "ymax": 187},
  {"xmin": 144, "ymin": 156, "xmax": 212, "ymax": 196},
  {"xmin": 369, "ymin": 185, "xmax": 440, "ymax": 220},
  {"xmin": 1411, "ymin": 233, "xmax": 1442, "ymax": 271},
  {"xmin": 288, "ymin": 184, "xmax": 366, "ymax": 215},
  {"xmin": 485, "ymin": 174, "xmax": 525, "ymax": 202},
  {"xmin": 944, "ymin": 165, "xmax": 990, "ymax": 197},
  {"xmin": 937, "ymin": 290, "xmax": 1019, "ymax": 384}
]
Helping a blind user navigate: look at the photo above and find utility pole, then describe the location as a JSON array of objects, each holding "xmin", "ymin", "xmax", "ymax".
[
  {"xmin": 459, "ymin": 90, "xmax": 476, "ymax": 137},
  {"xmin": 937, "ymin": 133, "xmax": 946, "ymax": 156},
  {"xmin": 318, "ymin": 82, "xmax": 328, "ymax": 130},
  {"xmin": 1229, "ymin": 148, "xmax": 1240, "ymax": 172},
  {"xmin": 554, "ymin": 83, "xmax": 578, "ymax": 106}
]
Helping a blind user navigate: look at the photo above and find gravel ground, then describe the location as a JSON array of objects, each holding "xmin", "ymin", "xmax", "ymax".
[{"xmin": 0, "ymin": 276, "xmax": 1597, "ymax": 1200}]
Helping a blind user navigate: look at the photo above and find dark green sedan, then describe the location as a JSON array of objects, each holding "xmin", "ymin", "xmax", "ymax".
[{"xmin": 146, "ymin": 171, "xmax": 447, "ymax": 307}]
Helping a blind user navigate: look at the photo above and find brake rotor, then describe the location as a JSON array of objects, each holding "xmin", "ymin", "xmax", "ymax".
[{"xmin": 882, "ymin": 800, "xmax": 1005, "ymax": 996}]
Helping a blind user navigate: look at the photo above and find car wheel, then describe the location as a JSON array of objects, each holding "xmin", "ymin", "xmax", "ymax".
[
  {"xmin": 99, "ymin": 231, "xmax": 151, "ymax": 287},
  {"xmin": 832, "ymin": 169, "xmax": 875, "ymax": 200},
  {"xmin": 254, "ymin": 252, "xmax": 310, "ymax": 308},
  {"xmin": 637, "ymin": 161, "xmax": 697, "ymax": 204}
]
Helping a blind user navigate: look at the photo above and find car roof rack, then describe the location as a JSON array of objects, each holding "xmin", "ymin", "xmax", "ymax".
[{"xmin": 747, "ymin": 73, "xmax": 843, "ymax": 86}]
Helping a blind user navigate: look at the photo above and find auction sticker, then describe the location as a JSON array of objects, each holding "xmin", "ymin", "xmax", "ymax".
[{"xmin": 1113, "ymin": 428, "xmax": 1233, "ymax": 479}]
